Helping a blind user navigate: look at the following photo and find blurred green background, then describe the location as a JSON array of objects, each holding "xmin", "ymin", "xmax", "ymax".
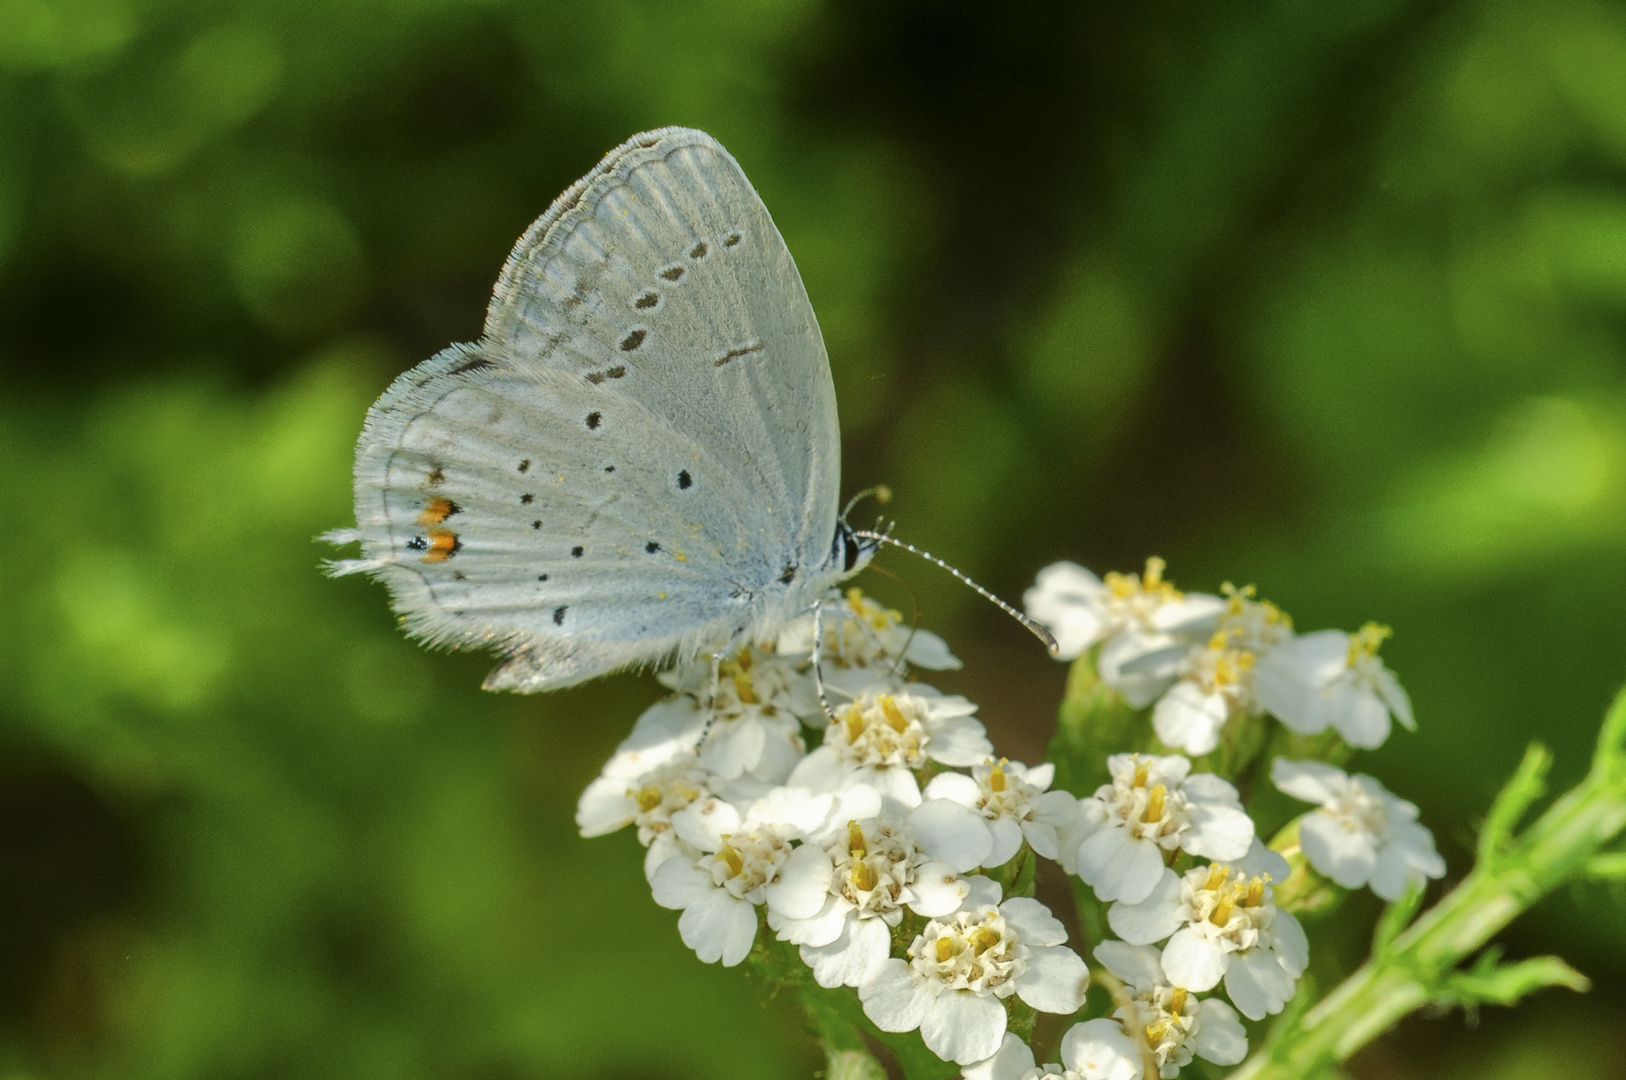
[{"xmin": 3, "ymin": 0, "xmax": 1625, "ymax": 1077}]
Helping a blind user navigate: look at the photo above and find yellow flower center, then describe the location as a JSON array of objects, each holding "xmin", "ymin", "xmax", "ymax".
[{"xmin": 1350, "ymin": 621, "xmax": 1393, "ymax": 664}]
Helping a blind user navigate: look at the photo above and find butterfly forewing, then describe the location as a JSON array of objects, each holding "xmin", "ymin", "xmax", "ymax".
[{"xmin": 332, "ymin": 128, "xmax": 844, "ymax": 690}]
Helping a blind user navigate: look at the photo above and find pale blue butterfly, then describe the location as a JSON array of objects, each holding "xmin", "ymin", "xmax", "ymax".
[{"xmin": 323, "ymin": 127, "xmax": 1049, "ymax": 693}]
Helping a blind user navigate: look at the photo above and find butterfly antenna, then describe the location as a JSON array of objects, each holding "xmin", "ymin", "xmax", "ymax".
[
  {"xmin": 852, "ymin": 530, "xmax": 1058, "ymax": 654},
  {"xmin": 842, "ymin": 484, "xmax": 893, "ymax": 521}
]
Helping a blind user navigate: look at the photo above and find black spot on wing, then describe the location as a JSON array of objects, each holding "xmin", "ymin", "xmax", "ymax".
[
  {"xmin": 677, "ymin": 470, "xmax": 692, "ymax": 490},
  {"xmin": 450, "ymin": 356, "xmax": 494, "ymax": 375},
  {"xmin": 521, "ymin": 493, "xmax": 534, "ymax": 504},
  {"xmin": 571, "ymin": 546, "xmax": 584, "ymax": 558},
  {"xmin": 518, "ymin": 459, "xmax": 530, "ymax": 473},
  {"xmin": 553, "ymin": 606, "xmax": 567, "ymax": 625},
  {"xmin": 586, "ymin": 411, "xmax": 602, "ymax": 430},
  {"xmin": 646, "ymin": 541, "xmax": 660, "ymax": 553},
  {"xmin": 620, "ymin": 329, "xmax": 646, "ymax": 351},
  {"xmin": 659, "ymin": 264, "xmax": 684, "ymax": 282}
]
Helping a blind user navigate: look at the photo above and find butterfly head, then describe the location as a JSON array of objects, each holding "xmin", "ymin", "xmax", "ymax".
[{"xmin": 832, "ymin": 518, "xmax": 881, "ymax": 578}]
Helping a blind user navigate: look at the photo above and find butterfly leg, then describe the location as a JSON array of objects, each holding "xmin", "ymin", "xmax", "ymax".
[
  {"xmin": 699, "ymin": 646, "xmax": 728, "ymax": 745},
  {"xmin": 811, "ymin": 599, "xmax": 837, "ymax": 723}
]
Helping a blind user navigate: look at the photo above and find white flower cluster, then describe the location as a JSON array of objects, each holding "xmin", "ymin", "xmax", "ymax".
[
  {"xmin": 576, "ymin": 564, "xmax": 1451, "ymax": 1078},
  {"xmin": 578, "ymin": 590, "xmax": 1091, "ymax": 1067},
  {"xmin": 1025, "ymin": 559, "xmax": 1446, "ymax": 902},
  {"xmin": 1026, "ymin": 559, "xmax": 1413, "ymax": 752}
]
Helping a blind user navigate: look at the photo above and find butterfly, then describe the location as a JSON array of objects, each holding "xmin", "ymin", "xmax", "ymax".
[{"xmin": 323, "ymin": 127, "xmax": 880, "ymax": 692}]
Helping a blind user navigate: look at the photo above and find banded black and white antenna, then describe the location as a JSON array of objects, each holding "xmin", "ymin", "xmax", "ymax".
[{"xmin": 851, "ymin": 528, "xmax": 1059, "ymax": 655}]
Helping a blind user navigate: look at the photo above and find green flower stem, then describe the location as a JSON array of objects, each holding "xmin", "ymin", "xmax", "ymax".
[{"xmin": 1230, "ymin": 688, "xmax": 1626, "ymax": 1080}]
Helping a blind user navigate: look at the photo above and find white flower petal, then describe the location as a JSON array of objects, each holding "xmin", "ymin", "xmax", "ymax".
[
  {"xmin": 922, "ymin": 770, "xmax": 982, "ymax": 806},
  {"xmin": 1183, "ymin": 803, "xmax": 1255, "ymax": 862},
  {"xmin": 1025, "ymin": 762, "xmax": 1057, "ymax": 790},
  {"xmin": 1077, "ymin": 827, "xmax": 1165, "ymax": 904},
  {"xmin": 859, "ymin": 959, "xmax": 931, "ymax": 1033},
  {"xmin": 785, "ymin": 746, "xmax": 846, "ymax": 793},
  {"xmin": 676, "ymin": 889, "xmax": 758, "ymax": 966},
  {"xmin": 999, "ymin": 897, "xmax": 1068, "ymax": 946},
  {"xmin": 643, "ymin": 833, "xmax": 687, "ymax": 882},
  {"xmin": 962, "ymin": 874, "xmax": 1004, "ymax": 908},
  {"xmin": 1223, "ymin": 947, "xmax": 1295, "ymax": 1019},
  {"xmin": 701, "ymin": 714, "xmax": 766, "ymax": 779},
  {"xmin": 804, "ymin": 915, "xmax": 893, "ymax": 988},
  {"xmin": 919, "ymin": 991, "xmax": 1008, "ymax": 1065},
  {"xmin": 929, "ymin": 716, "xmax": 995, "ymax": 766},
  {"xmin": 1373, "ymin": 821, "xmax": 1445, "ymax": 901},
  {"xmin": 610, "ymin": 698, "xmax": 707, "ymax": 773},
  {"xmin": 1060, "ymin": 1018, "xmax": 1146, "ymax": 1080},
  {"xmin": 1235, "ymin": 837, "xmax": 1292, "ymax": 881},
  {"xmin": 773, "ymin": 894, "xmax": 848, "ymax": 947},
  {"xmin": 1053, "ymin": 797, "xmax": 1098, "ymax": 874},
  {"xmin": 1015, "ymin": 945, "xmax": 1090, "ymax": 1014},
  {"xmin": 962, "ymin": 1032, "xmax": 1037, "ymax": 1080},
  {"xmin": 1025, "ymin": 562, "xmax": 1109, "ymax": 660},
  {"xmin": 748, "ymin": 786, "xmax": 832, "ymax": 834},
  {"xmin": 1153, "ymin": 593, "xmax": 1226, "ymax": 634},
  {"xmin": 1269, "ymin": 758, "xmax": 1346, "ymax": 804},
  {"xmin": 909, "ymin": 861, "xmax": 973, "ymax": 917},
  {"xmin": 1191, "ymin": 999, "xmax": 1248, "ymax": 1065},
  {"xmin": 1153, "ymin": 682, "xmax": 1228, "ymax": 755},
  {"xmin": 766, "ymin": 844, "xmax": 835, "ymax": 920},
  {"xmin": 1293, "ymin": 630, "xmax": 1354, "ymax": 682},
  {"xmin": 904, "ymin": 628, "xmax": 962, "ymax": 670},
  {"xmin": 1179, "ymin": 771, "xmax": 1241, "ymax": 805},
  {"xmin": 1375, "ymin": 666, "xmax": 1414, "ymax": 730},
  {"xmin": 985, "ymin": 817, "xmax": 1026, "ymax": 867},
  {"xmin": 1336, "ymin": 686, "xmax": 1392, "ymax": 749},
  {"xmin": 1020, "ymin": 818, "xmax": 1060, "ymax": 861},
  {"xmin": 1106, "ymin": 870, "xmax": 1187, "ymax": 945},
  {"xmin": 1099, "ymin": 633, "xmax": 1182, "ymax": 708},
  {"xmin": 751, "ymin": 724, "xmax": 805, "ymax": 783},
  {"xmin": 814, "ymin": 784, "xmax": 885, "ymax": 840},
  {"xmin": 671, "ymin": 797, "xmax": 741, "ymax": 851},
  {"xmin": 575, "ymin": 774, "xmax": 638, "ymax": 837},
  {"xmin": 1092, "ymin": 940, "xmax": 1165, "ymax": 993},
  {"xmin": 1253, "ymin": 647, "xmax": 1311, "ymax": 731},
  {"xmin": 650, "ymin": 856, "xmax": 714, "ymax": 910},
  {"xmin": 861, "ymin": 765, "xmax": 925, "ymax": 809},
  {"xmin": 1300, "ymin": 812, "xmax": 1378, "ymax": 889},
  {"xmin": 909, "ymin": 798, "xmax": 994, "ymax": 872},
  {"xmin": 1272, "ymin": 910, "xmax": 1310, "ymax": 976},
  {"xmin": 1158, "ymin": 927, "xmax": 1227, "ymax": 992}
]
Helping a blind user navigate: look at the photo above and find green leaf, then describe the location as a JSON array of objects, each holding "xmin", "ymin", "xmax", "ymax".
[
  {"xmin": 1439, "ymin": 951, "xmax": 1590, "ymax": 1006},
  {"xmin": 1476, "ymin": 742, "xmax": 1551, "ymax": 866}
]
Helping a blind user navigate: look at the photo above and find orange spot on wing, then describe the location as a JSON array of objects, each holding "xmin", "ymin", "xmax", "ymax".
[
  {"xmin": 418, "ymin": 496, "xmax": 458, "ymax": 526},
  {"xmin": 422, "ymin": 529, "xmax": 461, "ymax": 562}
]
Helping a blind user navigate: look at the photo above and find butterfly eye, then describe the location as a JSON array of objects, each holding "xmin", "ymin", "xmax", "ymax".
[{"xmin": 843, "ymin": 532, "xmax": 862, "ymax": 572}]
